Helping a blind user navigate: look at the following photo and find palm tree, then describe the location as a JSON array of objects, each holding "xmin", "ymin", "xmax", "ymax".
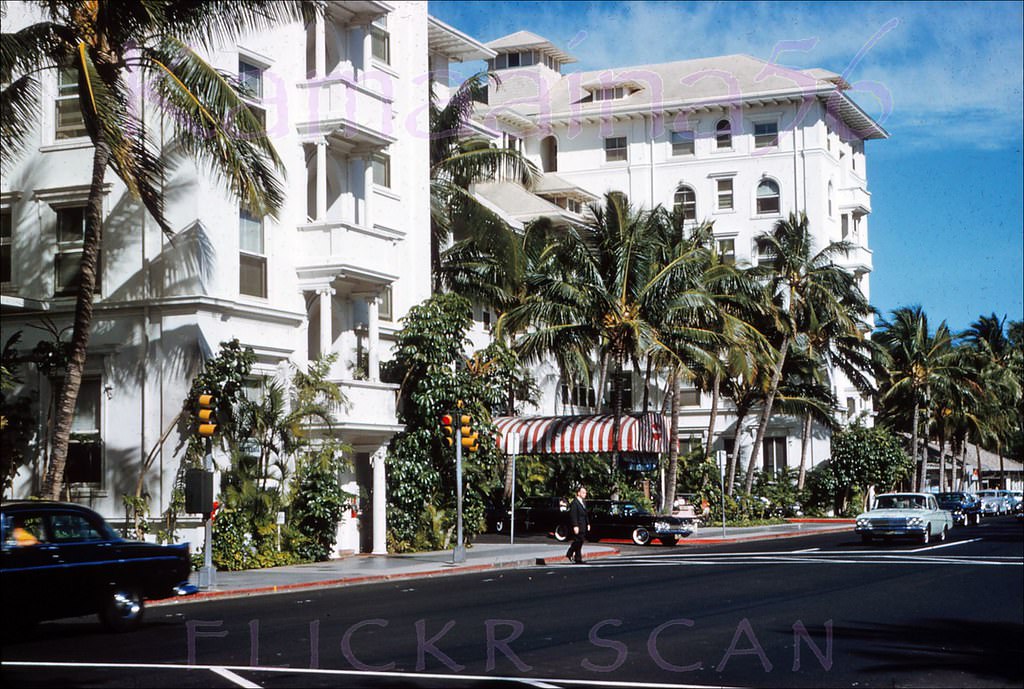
[
  {"xmin": 429, "ymin": 72, "xmax": 538, "ymax": 297},
  {"xmin": 961, "ymin": 314, "xmax": 1023, "ymax": 488},
  {"xmin": 875, "ymin": 306, "xmax": 961, "ymax": 491},
  {"xmin": 742, "ymin": 212, "xmax": 868, "ymax": 494},
  {"xmin": 2, "ymin": 0, "xmax": 316, "ymax": 500},
  {"xmin": 501, "ymin": 192, "xmax": 690, "ymax": 475}
]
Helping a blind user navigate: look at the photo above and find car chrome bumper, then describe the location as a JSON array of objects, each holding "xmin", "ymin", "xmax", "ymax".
[{"xmin": 173, "ymin": 582, "xmax": 200, "ymax": 596}]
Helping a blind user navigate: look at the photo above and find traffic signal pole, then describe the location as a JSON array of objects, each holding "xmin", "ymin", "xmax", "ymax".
[
  {"xmin": 454, "ymin": 423, "xmax": 466, "ymax": 564},
  {"xmin": 198, "ymin": 436, "xmax": 217, "ymax": 589}
]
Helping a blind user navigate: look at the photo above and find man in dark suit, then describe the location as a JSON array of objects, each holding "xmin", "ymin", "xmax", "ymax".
[{"xmin": 566, "ymin": 485, "xmax": 589, "ymax": 564}]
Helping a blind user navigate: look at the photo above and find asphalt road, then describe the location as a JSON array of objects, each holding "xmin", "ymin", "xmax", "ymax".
[{"xmin": 3, "ymin": 516, "xmax": 1022, "ymax": 689}]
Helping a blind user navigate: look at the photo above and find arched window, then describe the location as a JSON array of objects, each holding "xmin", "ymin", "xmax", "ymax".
[
  {"xmin": 541, "ymin": 135, "xmax": 558, "ymax": 172},
  {"xmin": 756, "ymin": 179, "xmax": 780, "ymax": 214},
  {"xmin": 673, "ymin": 185, "xmax": 696, "ymax": 221},
  {"xmin": 716, "ymin": 119, "xmax": 732, "ymax": 149}
]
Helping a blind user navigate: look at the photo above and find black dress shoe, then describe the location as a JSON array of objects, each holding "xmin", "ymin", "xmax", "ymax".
[{"xmin": 575, "ymin": 558, "xmax": 585, "ymax": 564}]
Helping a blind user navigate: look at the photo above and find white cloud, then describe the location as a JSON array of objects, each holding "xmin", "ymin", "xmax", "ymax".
[{"xmin": 432, "ymin": 1, "xmax": 1024, "ymax": 151}]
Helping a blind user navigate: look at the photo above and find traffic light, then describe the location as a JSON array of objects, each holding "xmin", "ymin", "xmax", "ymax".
[
  {"xmin": 197, "ymin": 393, "xmax": 217, "ymax": 437},
  {"xmin": 440, "ymin": 414, "xmax": 454, "ymax": 446},
  {"xmin": 460, "ymin": 414, "xmax": 479, "ymax": 452}
]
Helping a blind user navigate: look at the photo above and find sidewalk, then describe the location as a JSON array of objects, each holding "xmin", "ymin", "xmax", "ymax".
[{"xmin": 152, "ymin": 519, "xmax": 854, "ymax": 606}]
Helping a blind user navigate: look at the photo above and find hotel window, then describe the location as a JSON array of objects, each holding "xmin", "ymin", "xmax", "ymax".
[
  {"xmin": 841, "ymin": 213, "xmax": 850, "ymax": 239},
  {"xmin": 673, "ymin": 185, "xmax": 696, "ymax": 221},
  {"xmin": 55, "ymin": 68, "xmax": 87, "ymax": 139},
  {"xmin": 65, "ymin": 377, "xmax": 102, "ymax": 485},
  {"xmin": 55, "ymin": 206, "xmax": 100, "ymax": 296},
  {"xmin": 0, "ymin": 210, "xmax": 11, "ymax": 287},
  {"xmin": 762, "ymin": 437, "xmax": 787, "ymax": 475},
  {"xmin": 827, "ymin": 181, "xmax": 834, "ymax": 217},
  {"xmin": 606, "ymin": 372, "xmax": 633, "ymax": 409},
  {"xmin": 846, "ymin": 396, "xmax": 857, "ymax": 420},
  {"xmin": 717, "ymin": 237, "xmax": 736, "ymax": 264},
  {"xmin": 561, "ymin": 381, "xmax": 597, "ymax": 408},
  {"xmin": 371, "ymin": 16, "xmax": 390, "ymax": 64},
  {"xmin": 756, "ymin": 179, "xmax": 780, "ymax": 214},
  {"xmin": 753, "ymin": 121, "xmax": 779, "ymax": 148},
  {"xmin": 716, "ymin": 178, "xmax": 733, "ymax": 210},
  {"xmin": 372, "ymin": 153, "xmax": 391, "ymax": 188},
  {"xmin": 593, "ymin": 86, "xmax": 625, "ymax": 101},
  {"xmin": 715, "ymin": 119, "xmax": 732, "ymax": 149},
  {"xmin": 679, "ymin": 388, "xmax": 701, "ymax": 406},
  {"xmin": 238, "ymin": 58, "xmax": 266, "ymax": 131},
  {"xmin": 239, "ymin": 205, "xmax": 267, "ymax": 298},
  {"xmin": 379, "ymin": 286, "xmax": 393, "ymax": 321},
  {"xmin": 604, "ymin": 136, "xmax": 627, "ymax": 162},
  {"xmin": 756, "ymin": 237, "xmax": 777, "ymax": 269},
  {"xmin": 671, "ymin": 129, "xmax": 695, "ymax": 156}
]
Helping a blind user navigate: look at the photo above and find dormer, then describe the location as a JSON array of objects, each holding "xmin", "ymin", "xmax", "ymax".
[
  {"xmin": 483, "ymin": 31, "xmax": 575, "ymax": 107},
  {"xmin": 578, "ymin": 77, "xmax": 644, "ymax": 104}
]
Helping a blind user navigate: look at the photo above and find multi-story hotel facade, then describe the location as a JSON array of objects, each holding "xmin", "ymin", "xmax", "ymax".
[
  {"xmin": 470, "ymin": 31, "xmax": 887, "ymax": 477},
  {"xmin": 0, "ymin": 1, "xmax": 494, "ymax": 552},
  {"xmin": 1, "ymin": 9, "xmax": 886, "ymax": 550}
]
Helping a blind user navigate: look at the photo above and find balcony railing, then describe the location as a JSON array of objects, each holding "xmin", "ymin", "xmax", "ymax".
[{"xmin": 327, "ymin": 379, "xmax": 400, "ymax": 430}]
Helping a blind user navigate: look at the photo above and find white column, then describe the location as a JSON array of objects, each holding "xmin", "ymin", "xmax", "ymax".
[
  {"xmin": 316, "ymin": 139, "xmax": 328, "ymax": 221},
  {"xmin": 352, "ymin": 156, "xmax": 368, "ymax": 226},
  {"xmin": 362, "ymin": 24, "xmax": 373, "ymax": 77},
  {"xmin": 362, "ymin": 153, "xmax": 374, "ymax": 228},
  {"xmin": 365, "ymin": 294, "xmax": 380, "ymax": 382},
  {"xmin": 314, "ymin": 13, "xmax": 326, "ymax": 79},
  {"xmin": 318, "ymin": 287, "xmax": 335, "ymax": 357},
  {"xmin": 371, "ymin": 446, "xmax": 387, "ymax": 554}
]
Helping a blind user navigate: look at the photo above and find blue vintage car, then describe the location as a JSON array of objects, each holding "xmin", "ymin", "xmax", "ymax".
[
  {"xmin": 1, "ymin": 501, "xmax": 196, "ymax": 633},
  {"xmin": 855, "ymin": 492, "xmax": 954, "ymax": 545}
]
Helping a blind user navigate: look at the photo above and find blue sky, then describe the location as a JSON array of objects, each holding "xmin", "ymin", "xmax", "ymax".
[{"xmin": 429, "ymin": 0, "xmax": 1024, "ymax": 334}]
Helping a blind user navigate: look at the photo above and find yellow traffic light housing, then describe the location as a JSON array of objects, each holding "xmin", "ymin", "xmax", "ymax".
[
  {"xmin": 440, "ymin": 413, "xmax": 454, "ymax": 446},
  {"xmin": 459, "ymin": 414, "xmax": 478, "ymax": 452},
  {"xmin": 197, "ymin": 393, "xmax": 217, "ymax": 437}
]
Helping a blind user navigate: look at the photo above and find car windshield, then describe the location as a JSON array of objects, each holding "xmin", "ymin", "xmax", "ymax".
[{"xmin": 875, "ymin": 495, "xmax": 927, "ymax": 510}]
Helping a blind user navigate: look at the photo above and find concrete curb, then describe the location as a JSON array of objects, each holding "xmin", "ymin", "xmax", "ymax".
[
  {"xmin": 151, "ymin": 549, "xmax": 621, "ymax": 607},
  {"xmin": 683, "ymin": 525, "xmax": 852, "ymax": 545}
]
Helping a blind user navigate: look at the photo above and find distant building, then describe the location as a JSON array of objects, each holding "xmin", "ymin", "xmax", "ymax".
[{"xmin": 470, "ymin": 31, "xmax": 887, "ymax": 477}]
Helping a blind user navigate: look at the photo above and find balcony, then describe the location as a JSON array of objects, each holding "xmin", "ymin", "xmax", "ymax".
[
  {"xmin": 838, "ymin": 185, "xmax": 871, "ymax": 215},
  {"xmin": 327, "ymin": 379, "xmax": 402, "ymax": 437},
  {"xmin": 296, "ymin": 75, "xmax": 395, "ymax": 154},
  {"xmin": 836, "ymin": 243, "xmax": 873, "ymax": 274},
  {"xmin": 296, "ymin": 219, "xmax": 403, "ymax": 285}
]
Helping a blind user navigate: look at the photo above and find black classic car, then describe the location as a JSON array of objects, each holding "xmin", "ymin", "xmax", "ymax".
[
  {"xmin": 586, "ymin": 500, "xmax": 695, "ymax": 545},
  {"xmin": 935, "ymin": 491, "xmax": 982, "ymax": 526},
  {"xmin": 487, "ymin": 496, "xmax": 571, "ymax": 540},
  {"xmin": 1, "ymin": 501, "xmax": 197, "ymax": 632}
]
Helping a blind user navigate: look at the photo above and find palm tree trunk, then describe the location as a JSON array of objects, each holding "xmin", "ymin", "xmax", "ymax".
[
  {"xmin": 744, "ymin": 333, "xmax": 790, "ymax": 494},
  {"xmin": 975, "ymin": 442, "xmax": 982, "ymax": 490},
  {"xmin": 910, "ymin": 399, "xmax": 921, "ymax": 493},
  {"xmin": 42, "ymin": 140, "xmax": 111, "ymax": 500},
  {"xmin": 937, "ymin": 431, "xmax": 946, "ymax": 492},
  {"xmin": 798, "ymin": 414, "xmax": 812, "ymax": 490},
  {"xmin": 703, "ymin": 371, "xmax": 721, "ymax": 462},
  {"xmin": 596, "ymin": 350, "xmax": 610, "ymax": 413},
  {"xmin": 662, "ymin": 372, "xmax": 680, "ymax": 513},
  {"xmin": 641, "ymin": 355, "xmax": 652, "ymax": 412},
  {"xmin": 610, "ymin": 353, "xmax": 623, "ymax": 477},
  {"xmin": 726, "ymin": 406, "xmax": 748, "ymax": 497},
  {"xmin": 998, "ymin": 439, "xmax": 1005, "ymax": 489}
]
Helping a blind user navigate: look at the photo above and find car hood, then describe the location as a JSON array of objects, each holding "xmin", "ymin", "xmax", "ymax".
[{"xmin": 857, "ymin": 509, "xmax": 931, "ymax": 519}]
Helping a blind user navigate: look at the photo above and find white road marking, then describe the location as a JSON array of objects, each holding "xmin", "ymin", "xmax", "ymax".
[
  {"xmin": 791, "ymin": 547, "xmax": 820, "ymax": 553},
  {"xmin": 0, "ymin": 661, "xmax": 745, "ymax": 689},
  {"xmin": 907, "ymin": 537, "xmax": 983, "ymax": 552},
  {"xmin": 211, "ymin": 667, "xmax": 261, "ymax": 688}
]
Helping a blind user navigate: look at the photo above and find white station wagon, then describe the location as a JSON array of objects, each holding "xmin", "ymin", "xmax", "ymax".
[{"xmin": 855, "ymin": 492, "xmax": 954, "ymax": 545}]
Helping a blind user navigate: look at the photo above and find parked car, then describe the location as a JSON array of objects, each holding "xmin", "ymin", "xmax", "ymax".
[
  {"xmin": 1, "ymin": 501, "xmax": 197, "ymax": 633},
  {"xmin": 854, "ymin": 492, "xmax": 953, "ymax": 545},
  {"xmin": 976, "ymin": 489, "xmax": 1011, "ymax": 515},
  {"xmin": 487, "ymin": 496, "xmax": 571, "ymax": 541},
  {"xmin": 935, "ymin": 491, "xmax": 982, "ymax": 526},
  {"xmin": 586, "ymin": 500, "xmax": 695, "ymax": 546},
  {"xmin": 1008, "ymin": 491, "xmax": 1023, "ymax": 511}
]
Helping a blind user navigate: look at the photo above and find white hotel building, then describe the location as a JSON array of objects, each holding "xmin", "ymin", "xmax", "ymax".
[
  {"xmin": 1, "ymin": 9, "xmax": 885, "ymax": 550},
  {"xmin": 469, "ymin": 31, "xmax": 886, "ymax": 474}
]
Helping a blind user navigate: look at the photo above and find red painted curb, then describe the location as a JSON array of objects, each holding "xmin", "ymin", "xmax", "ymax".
[{"xmin": 786, "ymin": 518, "xmax": 856, "ymax": 524}]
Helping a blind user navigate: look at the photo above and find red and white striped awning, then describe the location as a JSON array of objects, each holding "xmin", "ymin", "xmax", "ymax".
[{"xmin": 494, "ymin": 412, "xmax": 669, "ymax": 456}]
